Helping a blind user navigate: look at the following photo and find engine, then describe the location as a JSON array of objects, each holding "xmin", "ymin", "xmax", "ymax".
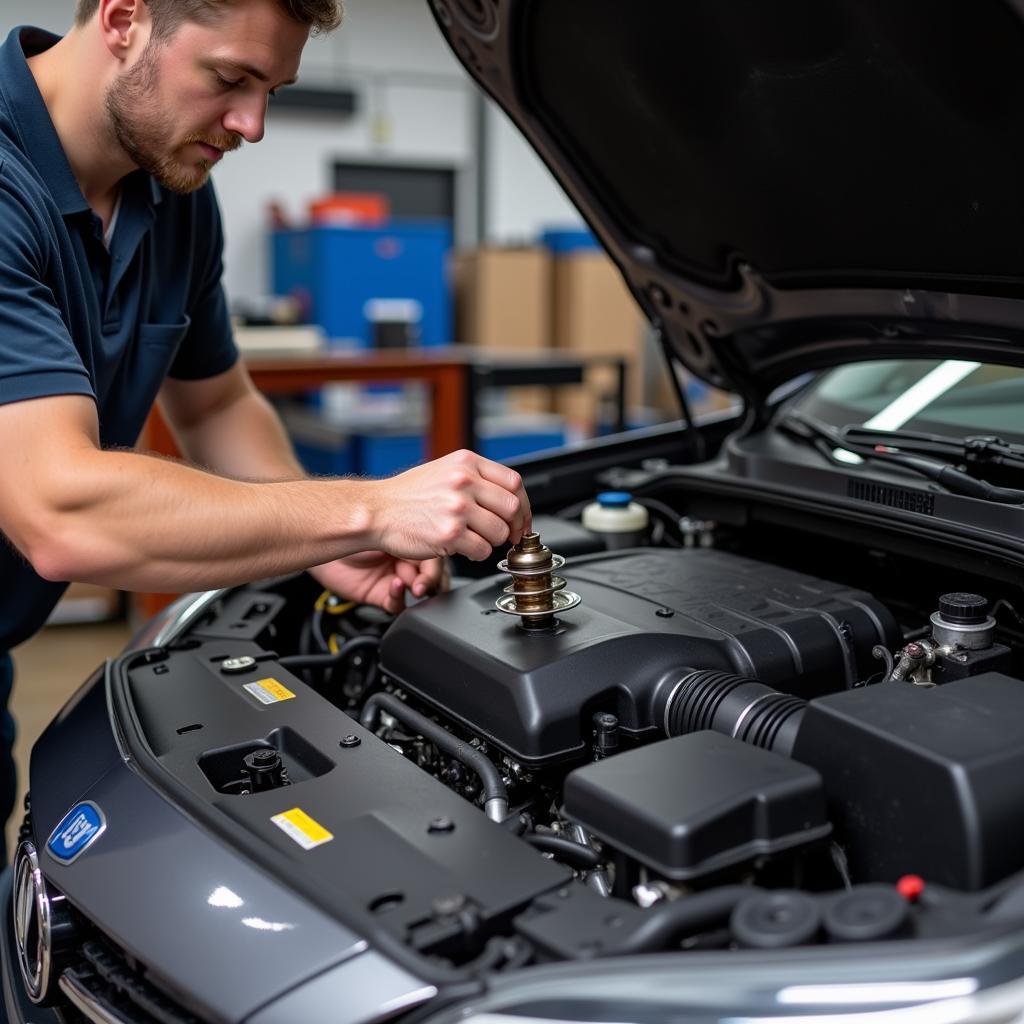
[
  {"xmin": 111, "ymin": 525, "xmax": 1024, "ymax": 971},
  {"xmin": 376, "ymin": 535, "xmax": 1024, "ymax": 896},
  {"xmin": 381, "ymin": 546, "xmax": 899, "ymax": 764}
]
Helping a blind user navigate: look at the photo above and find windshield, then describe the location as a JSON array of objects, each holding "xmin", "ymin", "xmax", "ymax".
[{"xmin": 791, "ymin": 360, "xmax": 1024, "ymax": 443}]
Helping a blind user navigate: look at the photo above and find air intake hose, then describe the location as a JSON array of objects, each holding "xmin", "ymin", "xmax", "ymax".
[{"xmin": 660, "ymin": 669, "xmax": 806, "ymax": 757}]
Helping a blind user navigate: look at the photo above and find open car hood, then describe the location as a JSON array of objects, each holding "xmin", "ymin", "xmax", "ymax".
[{"xmin": 432, "ymin": 0, "xmax": 1024, "ymax": 408}]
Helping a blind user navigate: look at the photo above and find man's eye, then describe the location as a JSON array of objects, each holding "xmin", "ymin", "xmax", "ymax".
[{"xmin": 215, "ymin": 73, "xmax": 243, "ymax": 89}]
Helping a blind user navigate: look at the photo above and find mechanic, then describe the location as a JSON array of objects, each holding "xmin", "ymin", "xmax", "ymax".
[{"xmin": 0, "ymin": 0, "xmax": 531, "ymax": 861}]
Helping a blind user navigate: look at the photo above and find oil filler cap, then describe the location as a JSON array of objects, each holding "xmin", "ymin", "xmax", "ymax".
[
  {"xmin": 938, "ymin": 593, "xmax": 988, "ymax": 626},
  {"xmin": 731, "ymin": 891, "xmax": 821, "ymax": 948},
  {"xmin": 823, "ymin": 885, "xmax": 909, "ymax": 942}
]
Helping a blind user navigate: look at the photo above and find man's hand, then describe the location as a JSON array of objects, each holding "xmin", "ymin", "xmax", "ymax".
[
  {"xmin": 309, "ymin": 552, "xmax": 448, "ymax": 615},
  {"xmin": 368, "ymin": 449, "xmax": 531, "ymax": 562}
]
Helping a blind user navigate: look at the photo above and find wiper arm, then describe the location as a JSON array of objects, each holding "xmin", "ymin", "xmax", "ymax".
[
  {"xmin": 840, "ymin": 426, "xmax": 1024, "ymax": 470},
  {"xmin": 779, "ymin": 413, "xmax": 1024, "ymax": 505}
]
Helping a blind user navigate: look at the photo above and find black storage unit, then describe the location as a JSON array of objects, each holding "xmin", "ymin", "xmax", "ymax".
[{"xmin": 793, "ymin": 673, "xmax": 1024, "ymax": 890}]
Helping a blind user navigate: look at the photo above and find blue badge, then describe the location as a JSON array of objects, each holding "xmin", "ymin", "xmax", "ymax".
[{"xmin": 46, "ymin": 802, "xmax": 106, "ymax": 864}]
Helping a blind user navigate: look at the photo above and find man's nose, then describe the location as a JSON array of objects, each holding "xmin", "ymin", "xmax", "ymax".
[{"xmin": 222, "ymin": 97, "xmax": 266, "ymax": 144}]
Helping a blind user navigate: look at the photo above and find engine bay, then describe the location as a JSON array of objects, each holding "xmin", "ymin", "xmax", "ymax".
[{"xmin": 111, "ymin": 498, "xmax": 1024, "ymax": 976}]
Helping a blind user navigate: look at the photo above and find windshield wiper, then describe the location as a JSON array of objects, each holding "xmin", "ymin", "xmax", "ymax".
[
  {"xmin": 840, "ymin": 426, "xmax": 1024, "ymax": 470},
  {"xmin": 779, "ymin": 413, "xmax": 1024, "ymax": 505}
]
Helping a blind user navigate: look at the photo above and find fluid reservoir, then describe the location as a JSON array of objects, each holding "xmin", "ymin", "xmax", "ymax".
[{"xmin": 581, "ymin": 491, "xmax": 650, "ymax": 549}]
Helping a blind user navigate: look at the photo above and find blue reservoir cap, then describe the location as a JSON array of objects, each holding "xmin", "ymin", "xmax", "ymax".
[{"xmin": 597, "ymin": 491, "xmax": 632, "ymax": 508}]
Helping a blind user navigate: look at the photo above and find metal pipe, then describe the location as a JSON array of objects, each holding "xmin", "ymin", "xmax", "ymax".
[
  {"xmin": 361, "ymin": 692, "xmax": 509, "ymax": 822},
  {"xmin": 607, "ymin": 886, "xmax": 757, "ymax": 956},
  {"xmin": 523, "ymin": 833, "xmax": 603, "ymax": 870},
  {"xmin": 569, "ymin": 823, "xmax": 612, "ymax": 896}
]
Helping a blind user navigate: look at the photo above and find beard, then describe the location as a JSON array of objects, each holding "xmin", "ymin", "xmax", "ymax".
[{"xmin": 105, "ymin": 45, "xmax": 242, "ymax": 194}]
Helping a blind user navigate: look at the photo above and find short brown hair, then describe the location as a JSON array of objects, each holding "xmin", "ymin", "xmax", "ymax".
[{"xmin": 75, "ymin": 0, "xmax": 343, "ymax": 37}]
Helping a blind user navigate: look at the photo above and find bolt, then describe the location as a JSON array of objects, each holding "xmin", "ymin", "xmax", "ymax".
[
  {"xmin": 633, "ymin": 882, "xmax": 667, "ymax": 908},
  {"xmin": 648, "ymin": 284, "xmax": 669, "ymax": 308},
  {"xmin": 431, "ymin": 893, "xmax": 466, "ymax": 917},
  {"xmin": 655, "ymin": 607, "xmax": 674, "ymax": 618},
  {"xmin": 221, "ymin": 656, "xmax": 257, "ymax": 674},
  {"xmin": 428, "ymin": 816, "xmax": 455, "ymax": 834},
  {"xmin": 339, "ymin": 735, "xmax": 361, "ymax": 748}
]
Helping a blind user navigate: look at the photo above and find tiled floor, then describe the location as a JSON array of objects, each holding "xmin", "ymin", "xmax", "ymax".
[{"xmin": 7, "ymin": 620, "xmax": 132, "ymax": 856}]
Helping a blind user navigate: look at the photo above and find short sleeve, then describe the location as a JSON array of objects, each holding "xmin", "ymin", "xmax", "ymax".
[
  {"xmin": 167, "ymin": 182, "xmax": 239, "ymax": 381},
  {"xmin": 0, "ymin": 178, "xmax": 93, "ymax": 407}
]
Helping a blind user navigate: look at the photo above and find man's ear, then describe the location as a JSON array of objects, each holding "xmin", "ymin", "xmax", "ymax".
[{"xmin": 96, "ymin": 0, "xmax": 152, "ymax": 62}]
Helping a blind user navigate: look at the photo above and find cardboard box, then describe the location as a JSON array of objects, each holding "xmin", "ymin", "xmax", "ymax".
[
  {"xmin": 550, "ymin": 251, "xmax": 646, "ymax": 428},
  {"xmin": 454, "ymin": 247, "xmax": 552, "ymax": 412}
]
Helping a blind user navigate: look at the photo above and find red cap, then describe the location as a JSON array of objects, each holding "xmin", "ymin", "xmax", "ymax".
[{"xmin": 897, "ymin": 874, "xmax": 926, "ymax": 901}]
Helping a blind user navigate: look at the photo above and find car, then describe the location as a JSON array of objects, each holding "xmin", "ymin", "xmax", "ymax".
[{"xmin": 6, "ymin": 1, "xmax": 1024, "ymax": 1021}]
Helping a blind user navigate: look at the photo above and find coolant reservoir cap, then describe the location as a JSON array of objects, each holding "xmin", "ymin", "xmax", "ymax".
[
  {"xmin": 583, "ymin": 493, "xmax": 649, "ymax": 535},
  {"xmin": 597, "ymin": 491, "xmax": 633, "ymax": 508}
]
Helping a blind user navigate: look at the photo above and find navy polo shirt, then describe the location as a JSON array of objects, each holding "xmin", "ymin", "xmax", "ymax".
[{"xmin": 0, "ymin": 27, "xmax": 239, "ymax": 653}]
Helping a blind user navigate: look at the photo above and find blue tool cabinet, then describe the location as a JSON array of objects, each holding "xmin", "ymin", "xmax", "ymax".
[{"xmin": 272, "ymin": 220, "xmax": 452, "ymax": 346}]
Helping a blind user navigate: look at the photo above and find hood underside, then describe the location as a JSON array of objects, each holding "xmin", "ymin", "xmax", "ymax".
[{"xmin": 433, "ymin": 0, "xmax": 1024, "ymax": 404}]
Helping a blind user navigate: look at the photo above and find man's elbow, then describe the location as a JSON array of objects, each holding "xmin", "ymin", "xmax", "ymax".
[{"xmin": 19, "ymin": 514, "xmax": 100, "ymax": 584}]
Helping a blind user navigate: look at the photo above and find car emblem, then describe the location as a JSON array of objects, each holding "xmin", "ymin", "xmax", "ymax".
[
  {"xmin": 12, "ymin": 840, "xmax": 69, "ymax": 1004},
  {"xmin": 46, "ymin": 802, "xmax": 106, "ymax": 864}
]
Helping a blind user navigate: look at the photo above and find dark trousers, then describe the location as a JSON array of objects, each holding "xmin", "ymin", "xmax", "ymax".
[{"xmin": 0, "ymin": 654, "xmax": 14, "ymax": 866}]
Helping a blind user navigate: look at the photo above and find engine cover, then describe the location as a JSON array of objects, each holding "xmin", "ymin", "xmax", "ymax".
[{"xmin": 380, "ymin": 549, "xmax": 899, "ymax": 766}]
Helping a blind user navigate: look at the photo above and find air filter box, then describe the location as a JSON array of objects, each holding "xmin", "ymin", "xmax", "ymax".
[{"xmin": 564, "ymin": 731, "xmax": 831, "ymax": 880}]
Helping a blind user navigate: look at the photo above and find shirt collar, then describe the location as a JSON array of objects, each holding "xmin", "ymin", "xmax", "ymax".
[
  {"xmin": 0, "ymin": 27, "xmax": 164, "ymax": 217},
  {"xmin": 0, "ymin": 27, "xmax": 91, "ymax": 216}
]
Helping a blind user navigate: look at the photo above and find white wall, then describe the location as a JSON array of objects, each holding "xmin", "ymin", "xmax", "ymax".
[
  {"xmin": 485, "ymin": 102, "xmax": 582, "ymax": 245},
  {"xmin": 1, "ymin": 0, "xmax": 580, "ymax": 302}
]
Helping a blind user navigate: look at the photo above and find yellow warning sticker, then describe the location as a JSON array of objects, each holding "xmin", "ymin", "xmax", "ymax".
[
  {"xmin": 242, "ymin": 678, "xmax": 296, "ymax": 705},
  {"xmin": 271, "ymin": 808, "xmax": 334, "ymax": 850}
]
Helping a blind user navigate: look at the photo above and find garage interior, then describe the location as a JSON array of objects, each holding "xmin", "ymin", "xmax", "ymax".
[{"xmin": 0, "ymin": 0, "xmax": 730, "ymax": 860}]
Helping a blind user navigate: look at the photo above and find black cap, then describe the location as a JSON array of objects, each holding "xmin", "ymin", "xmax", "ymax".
[
  {"xmin": 938, "ymin": 593, "xmax": 989, "ymax": 626},
  {"xmin": 731, "ymin": 891, "xmax": 821, "ymax": 948},
  {"xmin": 823, "ymin": 885, "xmax": 908, "ymax": 942}
]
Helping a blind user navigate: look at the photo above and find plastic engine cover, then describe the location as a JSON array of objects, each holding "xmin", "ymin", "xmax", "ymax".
[{"xmin": 380, "ymin": 549, "xmax": 898, "ymax": 766}]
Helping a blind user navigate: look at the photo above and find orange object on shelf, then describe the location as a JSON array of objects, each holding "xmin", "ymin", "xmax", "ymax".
[{"xmin": 308, "ymin": 192, "xmax": 390, "ymax": 227}]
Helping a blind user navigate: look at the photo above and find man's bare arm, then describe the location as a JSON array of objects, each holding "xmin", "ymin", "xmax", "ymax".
[
  {"xmin": 0, "ymin": 393, "xmax": 528, "ymax": 592},
  {"xmin": 157, "ymin": 362, "xmax": 305, "ymax": 482}
]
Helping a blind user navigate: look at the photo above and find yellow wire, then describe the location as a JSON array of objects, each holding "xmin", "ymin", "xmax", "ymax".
[{"xmin": 314, "ymin": 590, "xmax": 356, "ymax": 615}]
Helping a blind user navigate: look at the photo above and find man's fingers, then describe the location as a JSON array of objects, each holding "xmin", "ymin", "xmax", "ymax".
[
  {"xmin": 394, "ymin": 561, "xmax": 420, "ymax": 588},
  {"xmin": 475, "ymin": 459, "xmax": 532, "ymax": 537},
  {"xmin": 466, "ymin": 506, "xmax": 514, "ymax": 549},
  {"xmin": 476, "ymin": 458, "xmax": 523, "ymax": 495},
  {"xmin": 472, "ymin": 479, "xmax": 527, "ymax": 530},
  {"xmin": 454, "ymin": 530, "xmax": 494, "ymax": 562},
  {"xmin": 412, "ymin": 557, "xmax": 445, "ymax": 596},
  {"xmin": 385, "ymin": 576, "xmax": 406, "ymax": 614}
]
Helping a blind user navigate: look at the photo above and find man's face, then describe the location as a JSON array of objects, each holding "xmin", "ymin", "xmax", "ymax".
[{"xmin": 105, "ymin": 0, "xmax": 307, "ymax": 193}]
